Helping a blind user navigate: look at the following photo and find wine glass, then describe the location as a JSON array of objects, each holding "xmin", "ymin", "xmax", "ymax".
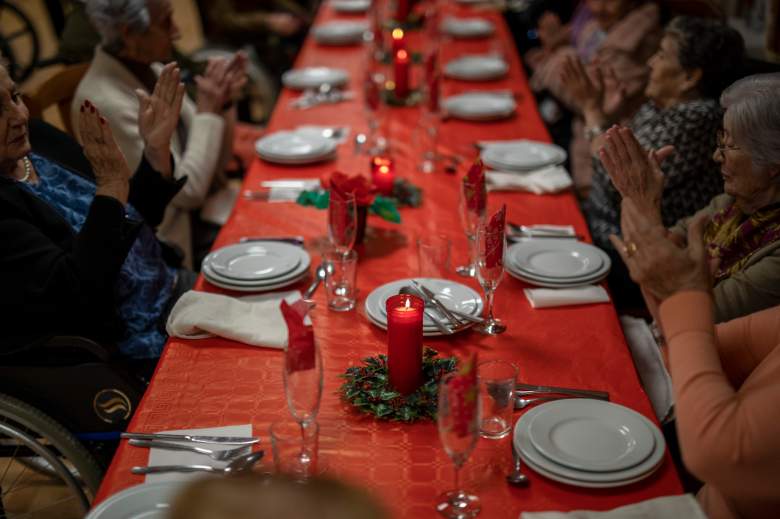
[
  {"xmin": 328, "ymin": 192, "xmax": 357, "ymax": 255},
  {"xmin": 475, "ymin": 224, "xmax": 507, "ymax": 334},
  {"xmin": 418, "ymin": 76, "xmax": 441, "ymax": 174},
  {"xmin": 437, "ymin": 371, "xmax": 481, "ymax": 518},
  {"xmin": 282, "ymin": 336, "xmax": 323, "ymax": 476},
  {"xmin": 364, "ymin": 70, "xmax": 388, "ymax": 155},
  {"xmin": 456, "ymin": 182, "xmax": 486, "ymax": 277}
]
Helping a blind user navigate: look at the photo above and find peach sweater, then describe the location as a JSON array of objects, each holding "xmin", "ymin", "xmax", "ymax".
[{"xmin": 660, "ymin": 291, "xmax": 780, "ymax": 519}]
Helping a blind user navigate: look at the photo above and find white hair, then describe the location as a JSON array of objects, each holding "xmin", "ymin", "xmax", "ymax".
[
  {"xmin": 720, "ymin": 73, "xmax": 780, "ymax": 173},
  {"xmin": 85, "ymin": 0, "xmax": 152, "ymax": 53}
]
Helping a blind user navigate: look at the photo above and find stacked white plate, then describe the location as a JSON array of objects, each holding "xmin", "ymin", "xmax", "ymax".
[
  {"xmin": 255, "ymin": 130, "xmax": 337, "ymax": 165},
  {"xmin": 441, "ymin": 17, "xmax": 495, "ymax": 38},
  {"xmin": 481, "ymin": 140, "xmax": 567, "ymax": 171},
  {"xmin": 444, "ymin": 55, "xmax": 509, "ymax": 81},
  {"xmin": 505, "ymin": 239, "xmax": 611, "ymax": 288},
  {"xmin": 442, "ymin": 92, "xmax": 516, "ymax": 121},
  {"xmin": 514, "ymin": 399, "xmax": 666, "ymax": 488},
  {"xmin": 282, "ymin": 67, "xmax": 349, "ymax": 90},
  {"xmin": 312, "ymin": 21, "xmax": 369, "ymax": 45},
  {"xmin": 331, "ymin": 0, "xmax": 371, "ymax": 13},
  {"xmin": 364, "ymin": 278, "xmax": 483, "ymax": 336},
  {"xmin": 86, "ymin": 482, "xmax": 183, "ymax": 518},
  {"xmin": 202, "ymin": 242, "xmax": 311, "ymax": 292}
]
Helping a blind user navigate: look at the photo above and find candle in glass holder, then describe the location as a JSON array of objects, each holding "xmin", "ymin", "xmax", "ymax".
[
  {"xmin": 386, "ymin": 294, "xmax": 423, "ymax": 395},
  {"xmin": 371, "ymin": 156, "xmax": 395, "ymax": 195},
  {"xmin": 393, "ymin": 49, "xmax": 410, "ymax": 99},
  {"xmin": 391, "ymin": 28, "xmax": 406, "ymax": 55}
]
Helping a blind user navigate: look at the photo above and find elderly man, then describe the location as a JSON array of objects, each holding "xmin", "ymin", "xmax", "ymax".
[{"xmin": 73, "ymin": 0, "xmax": 246, "ymax": 268}]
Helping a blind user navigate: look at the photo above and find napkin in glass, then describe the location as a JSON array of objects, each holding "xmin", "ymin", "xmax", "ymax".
[
  {"xmin": 485, "ymin": 204, "xmax": 506, "ymax": 268},
  {"xmin": 166, "ymin": 290, "xmax": 308, "ymax": 347},
  {"xmin": 463, "ymin": 159, "xmax": 487, "ymax": 214},
  {"xmin": 280, "ymin": 299, "xmax": 315, "ymax": 372},
  {"xmin": 523, "ymin": 286, "xmax": 609, "ymax": 308},
  {"xmin": 520, "ymin": 494, "xmax": 707, "ymax": 519},
  {"xmin": 486, "ymin": 166, "xmax": 573, "ymax": 194}
]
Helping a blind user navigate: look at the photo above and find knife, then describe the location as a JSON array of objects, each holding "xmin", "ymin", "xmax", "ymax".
[
  {"xmin": 121, "ymin": 432, "xmax": 260, "ymax": 445},
  {"xmin": 515, "ymin": 383, "xmax": 609, "ymax": 400},
  {"xmin": 411, "ymin": 280, "xmax": 465, "ymax": 328},
  {"xmin": 238, "ymin": 236, "xmax": 305, "ymax": 246}
]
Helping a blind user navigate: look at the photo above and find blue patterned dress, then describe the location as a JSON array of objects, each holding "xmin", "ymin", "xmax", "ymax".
[{"xmin": 21, "ymin": 153, "xmax": 176, "ymax": 359}]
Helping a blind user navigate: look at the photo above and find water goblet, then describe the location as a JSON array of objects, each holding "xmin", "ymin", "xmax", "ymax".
[
  {"xmin": 328, "ymin": 192, "xmax": 357, "ymax": 255},
  {"xmin": 437, "ymin": 371, "xmax": 481, "ymax": 518},
  {"xmin": 475, "ymin": 224, "xmax": 507, "ymax": 334},
  {"xmin": 456, "ymin": 182, "xmax": 486, "ymax": 277}
]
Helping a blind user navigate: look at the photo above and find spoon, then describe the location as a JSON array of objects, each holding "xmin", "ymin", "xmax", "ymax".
[
  {"xmin": 506, "ymin": 444, "xmax": 529, "ymax": 486},
  {"xmin": 131, "ymin": 450, "xmax": 265, "ymax": 476},
  {"xmin": 354, "ymin": 133, "xmax": 367, "ymax": 155},
  {"xmin": 303, "ymin": 263, "xmax": 330, "ymax": 302}
]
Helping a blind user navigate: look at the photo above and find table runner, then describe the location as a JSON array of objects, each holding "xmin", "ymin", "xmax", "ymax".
[{"xmin": 94, "ymin": 2, "xmax": 682, "ymax": 517}]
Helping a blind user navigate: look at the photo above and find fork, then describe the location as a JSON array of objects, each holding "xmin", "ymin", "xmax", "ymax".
[
  {"xmin": 514, "ymin": 395, "xmax": 597, "ymax": 410},
  {"xmin": 128, "ymin": 439, "xmax": 249, "ymax": 461}
]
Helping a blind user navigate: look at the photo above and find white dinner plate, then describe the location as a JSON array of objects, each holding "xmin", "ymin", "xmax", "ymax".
[
  {"xmin": 441, "ymin": 17, "xmax": 495, "ymax": 38},
  {"xmin": 205, "ymin": 242, "xmax": 302, "ymax": 281},
  {"xmin": 364, "ymin": 278, "xmax": 483, "ymax": 335},
  {"xmin": 506, "ymin": 240, "xmax": 611, "ymax": 287},
  {"xmin": 202, "ymin": 246, "xmax": 311, "ymax": 291},
  {"xmin": 444, "ymin": 55, "xmax": 509, "ymax": 81},
  {"xmin": 312, "ymin": 21, "xmax": 369, "ymax": 45},
  {"xmin": 255, "ymin": 131, "xmax": 337, "ymax": 165},
  {"xmin": 331, "ymin": 0, "xmax": 371, "ymax": 12},
  {"xmin": 509, "ymin": 240, "xmax": 604, "ymax": 279},
  {"xmin": 513, "ymin": 400, "xmax": 666, "ymax": 487},
  {"xmin": 442, "ymin": 92, "xmax": 516, "ymax": 121},
  {"xmin": 281, "ymin": 67, "xmax": 349, "ymax": 91},
  {"xmin": 481, "ymin": 140, "xmax": 567, "ymax": 171},
  {"xmin": 85, "ymin": 482, "xmax": 184, "ymax": 519},
  {"xmin": 528, "ymin": 399, "xmax": 656, "ymax": 472}
]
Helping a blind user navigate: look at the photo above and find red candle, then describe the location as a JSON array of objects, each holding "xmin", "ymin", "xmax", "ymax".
[
  {"xmin": 394, "ymin": 49, "xmax": 410, "ymax": 99},
  {"xmin": 386, "ymin": 294, "xmax": 423, "ymax": 394},
  {"xmin": 395, "ymin": 0, "xmax": 410, "ymax": 21},
  {"xmin": 370, "ymin": 156, "xmax": 395, "ymax": 195},
  {"xmin": 391, "ymin": 28, "xmax": 406, "ymax": 55}
]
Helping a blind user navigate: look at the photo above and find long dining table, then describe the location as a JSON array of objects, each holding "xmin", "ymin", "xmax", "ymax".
[{"xmin": 93, "ymin": 1, "xmax": 683, "ymax": 517}]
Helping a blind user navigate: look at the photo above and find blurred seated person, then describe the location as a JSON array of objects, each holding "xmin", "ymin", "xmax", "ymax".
[
  {"xmin": 75, "ymin": 0, "xmax": 247, "ymax": 269},
  {"xmin": 0, "ymin": 62, "xmax": 194, "ymax": 360},
  {"xmin": 562, "ymin": 16, "xmax": 744, "ymax": 308},
  {"xmin": 524, "ymin": 1, "xmax": 590, "ymax": 71},
  {"xmin": 612, "ymin": 200, "xmax": 780, "ymax": 519},
  {"xmin": 600, "ymin": 73, "xmax": 780, "ymax": 322}
]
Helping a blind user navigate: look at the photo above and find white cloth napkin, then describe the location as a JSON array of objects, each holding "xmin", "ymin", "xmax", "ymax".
[
  {"xmin": 486, "ymin": 166, "xmax": 573, "ymax": 194},
  {"xmin": 200, "ymin": 184, "xmax": 239, "ymax": 225},
  {"xmin": 260, "ymin": 179, "xmax": 322, "ymax": 202},
  {"xmin": 166, "ymin": 290, "xmax": 307, "ymax": 348},
  {"xmin": 520, "ymin": 494, "xmax": 706, "ymax": 519},
  {"xmin": 144, "ymin": 424, "xmax": 254, "ymax": 484},
  {"xmin": 524, "ymin": 286, "xmax": 610, "ymax": 308},
  {"xmin": 620, "ymin": 316, "xmax": 674, "ymax": 422}
]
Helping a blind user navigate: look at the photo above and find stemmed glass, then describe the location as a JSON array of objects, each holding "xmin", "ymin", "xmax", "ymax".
[
  {"xmin": 418, "ymin": 75, "xmax": 440, "ymax": 174},
  {"xmin": 282, "ymin": 337, "xmax": 323, "ymax": 477},
  {"xmin": 437, "ymin": 371, "xmax": 481, "ymax": 518},
  {"xmin": 456, "ymin": 182, "xmax": 486, "ymax": 277},
  {"xmin": 475, "ymin": 224, "xmax": 507, "ymax": 334},
  {"xmin": 328, "ymin": 192, "xmax": 357, "ymax": 255}
]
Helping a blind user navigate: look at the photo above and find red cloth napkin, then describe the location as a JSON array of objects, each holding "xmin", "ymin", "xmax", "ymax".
[
  {"xmin": 485, "ymin": 204, "xmax": 506, "ymax": 268},
  {"xmin": 427, "ymin": 73, "xmax": 440, "ymax": 113},
  {"xmin": 463, "ymin": 159, "xmax": 486, "ymax": 215},
  {"xmin": 425, "ymin": 49, "xmax": 438, "ymax": 83},
  {"xmin": 280, "ymin": 300, "xmax": 315, "ymax": 372},
  {"xmin": 450, "ymin": 352, "xmax": 478, "ymax": 438}
]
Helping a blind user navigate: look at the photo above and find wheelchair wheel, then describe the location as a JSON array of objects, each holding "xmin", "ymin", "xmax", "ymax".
[
  {"xmin": 0, "ymin": 392, "xmax": 103, "ymax": 518},
  {"xmin": 0, "ymin": 1, "xmax": 40, "ymax": 82}
]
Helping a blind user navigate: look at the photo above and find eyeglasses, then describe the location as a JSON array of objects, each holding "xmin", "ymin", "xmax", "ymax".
[{"xmin": 716, "ymin": 130, "xmax": 741, "ymax": 155}]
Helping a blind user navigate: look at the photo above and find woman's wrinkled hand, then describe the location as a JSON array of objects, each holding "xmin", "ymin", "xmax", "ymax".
[
  {"xmin": 609, "ymin": 199, "xmax": 711, "ymax": 301},
  {"xmin": 195, "ymin": 52, "xmax": 248, "ymax": 113},
  {"xmin": 136, "ymin": 62, "xmax": 185, "ymax": 178},
  {"xmin": 560, "ymin": 55, "xmax": 603, "ymax": 112},
  {"xmin": 79, "ymin": 100, "xmax": 131, "ymax": 203}
]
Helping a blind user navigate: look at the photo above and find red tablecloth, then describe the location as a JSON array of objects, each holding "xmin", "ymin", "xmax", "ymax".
[{"xmin": 94, "ymin": 2, "xmax": 682, "ymax": 517}]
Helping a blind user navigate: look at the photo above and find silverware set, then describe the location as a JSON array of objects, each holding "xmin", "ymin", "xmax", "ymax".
[
  {"xmin": 397, "ymin": 281, "xmax": 486, "ymax": 335},
  {"xmin": 291, "ymin": 84, "xmax": 355, "ymax": 109},
  {"xmin": 514, "ymin": 383, "xmax": 609, "ymax": 409}
]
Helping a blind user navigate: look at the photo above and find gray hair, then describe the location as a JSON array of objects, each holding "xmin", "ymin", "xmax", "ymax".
[
  {"xmin": 720, "ymin": 73, "xmax": 780, "ymax": 173},
  {"xmin": 85, "ymin": 0, "xmax": 151, "ymax": 54}
]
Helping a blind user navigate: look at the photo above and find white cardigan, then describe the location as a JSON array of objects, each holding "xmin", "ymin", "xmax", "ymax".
[{"xmin": 72, "ymin": 46, "xmax": 226, "ymax": 268}]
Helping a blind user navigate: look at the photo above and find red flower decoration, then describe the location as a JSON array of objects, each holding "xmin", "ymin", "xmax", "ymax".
[{"xmin": 322, "ymin": 171, "xmax": 378, "ymax": 207}]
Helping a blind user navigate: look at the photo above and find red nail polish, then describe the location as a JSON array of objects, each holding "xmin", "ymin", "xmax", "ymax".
[
  {"xmin": 80, "ymin": 105, "xmax": 84, "ymax": 113},
  {"xmin": 90, "ymin": 106, "xmax": 95, "ymax": 113},
  {"xmin": 100, "ymin": 117, "xmax": 106, "ymax": 125},
  {"xmin": 85, "ymin": 100, "xmax": 91, "ymax": 108}
]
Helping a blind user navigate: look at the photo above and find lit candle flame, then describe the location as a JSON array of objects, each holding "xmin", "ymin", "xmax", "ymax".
[
  {"xmin": 404, "ymin": 297, "xmax": 411, "ymax": 309},
  {"xmin": 392, "ymin": 28, "xmax": 404, "ymax": 40}
]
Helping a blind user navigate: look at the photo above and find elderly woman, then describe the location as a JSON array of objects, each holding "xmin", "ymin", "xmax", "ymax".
[
  {"xmin": 561, "ymin": 17, "xmax": 744, "ymax": 307},
  {"xmin": 74, "ymin": 0, "xmax": 246, "ymax": 268},
  {"xmin": 601, "ymin": 73, "xmax": 780, "ymax": 322},
  {"xmin": 611, "ymin": 200, "xmax": 780, "ymax": 519},
  {"xmin": 1, "ymin": 62, "xmax": 190, "ymax": 360}
]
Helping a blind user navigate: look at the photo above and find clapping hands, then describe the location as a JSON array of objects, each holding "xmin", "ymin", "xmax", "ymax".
[
  {"xmin": 560, "ymin": 56, "xmax": 626, "ymax": 118},
  {"xmin": 195, "ymin": 52, "xmax": 249, "ymax": 115},
  {"xmin": 78, "ymin": 100, "xmax": 132, "ymax": 203}
]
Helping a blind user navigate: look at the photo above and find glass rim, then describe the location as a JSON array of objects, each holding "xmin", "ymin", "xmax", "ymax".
[{"xmin": 476, "ymin": 359, "xmax": 518, "ymax": 380}]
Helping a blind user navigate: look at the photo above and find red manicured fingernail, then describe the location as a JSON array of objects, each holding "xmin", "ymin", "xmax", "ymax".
[
  {"xmin": 90, "ymin": 106, "xmax": 95, "ymax": 113},
  {"xmin": 85, "ymin": 100, "xmax": 91, "ymax": 107},
  {"xmin": 80, "ymin": 105, "xmax": 84, "ymax": 112},
  {"xmin": 100, "ymin": 116, "xmax": 106, "ymax": 125}
]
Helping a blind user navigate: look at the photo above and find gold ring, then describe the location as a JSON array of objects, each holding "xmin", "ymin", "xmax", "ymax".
[{"xmin": 625, "ymin": 242, "xmax": 638, "ymax": 257}]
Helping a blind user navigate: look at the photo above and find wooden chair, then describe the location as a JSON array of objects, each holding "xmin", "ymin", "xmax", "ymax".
[
  {"xmin": 21, "ymin": 62, "xmax": 89, "ymax": 137},
  {"xmin": 661, "ymin": 0, "xmax": 726, "ymax": 20}
]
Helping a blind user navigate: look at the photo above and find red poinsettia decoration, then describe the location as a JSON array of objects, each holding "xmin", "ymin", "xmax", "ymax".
[
  {"xmin": 322, "ymin": 171, "xmax": 378, "ymax": 207},
  {"xmin": 450, "ymin": 352, "xmax": 478, "ymax": 438}
]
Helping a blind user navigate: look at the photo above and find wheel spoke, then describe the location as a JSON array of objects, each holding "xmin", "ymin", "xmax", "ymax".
[{"xmin": 3, "ymin": 28, "xmax": 31, "ymax": 42}]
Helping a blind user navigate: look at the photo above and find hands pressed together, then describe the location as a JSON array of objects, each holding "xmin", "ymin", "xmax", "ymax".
[
  {"xmin": 195, "ymin": 52, "xmax": 249, "ymax": 115},
  {"xmin": 79, "ymin": 100, "xmax": 132, "ymax": 204},
  {"xmin": 560, "ymin": 56, "xmax": 627, "ymax": 121}
]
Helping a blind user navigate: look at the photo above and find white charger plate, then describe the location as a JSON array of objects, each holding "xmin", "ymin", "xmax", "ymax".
[
  {"xmin": 85, "ymin": 482, "xmax": 184, "ymax": 519},
  {"xmin": 281, "ymin": 67, "xmax": 349, "ymax": 90},
  {"xmin": 481, "ymin": 140, "xmax": 567, "ymax": 171},
  {"xmin": 312, "ymin": 21, "xmax": 369, "ymax": 45},
  {"xmin": 509, "ymin": 240, "xmax": 604, "ymax": 279},
  {"xmin": 442, "ymin": 92, "xmax": 516, "ymax": 121},
  {"xmin": 331, "ymin": 0, "xmax": 371, "ymax": 12},
  {"xmin": 444, "ymin": 55, "xmax": 508, "ymax": 81},
  {"xmin": 528, "ymin": 399, "xmax": 656, "ymax": 472},
  {"xmin": 255, "ymin": 131, "xmax": 337, "ymax": 165},
  {"xmin": 513, "ymin": 400, "xmax": 666, "ymax": 487},
  {"xmin": 441, "ymin": 17, "xmax": 495, "ymax": 38},
  {"xmin": 205, "ymin": 242, "xmax": 302, "ymax": 281}
]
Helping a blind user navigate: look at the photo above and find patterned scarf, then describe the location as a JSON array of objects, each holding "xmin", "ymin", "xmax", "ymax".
[{"xmin": 704, "ymin": 201, "xmax": 780, "ymax": 281}]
